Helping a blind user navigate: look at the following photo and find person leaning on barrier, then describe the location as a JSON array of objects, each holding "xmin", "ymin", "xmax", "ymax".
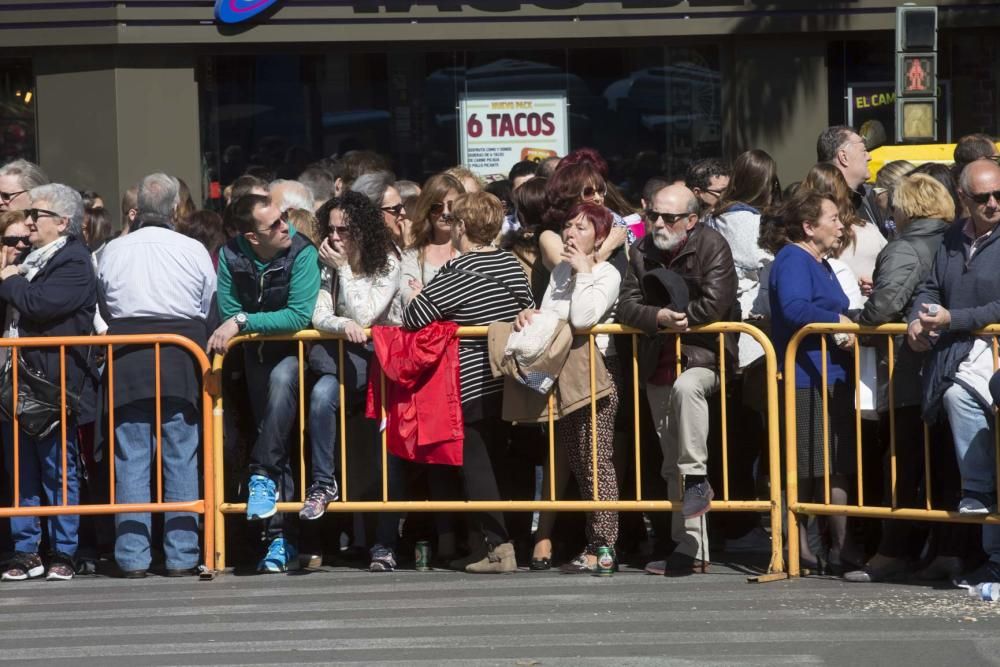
[
  {"xmin": 906, "ymin": 159, "xmax": 1000, "ymax": 587},
  {"xmin": 0, "ymin": 184, "xmax": 97, "ymax": 581},
  {"xmin": 0, "ymin": 159, "xmax": 49, "ymax": 213},
  {"xmin": 763, "ymin": 191, "xmax": 862, "ymax": 575},
  {"xmin": 97, "ymin": 173, "xmax": 217, "ymax": 579},
  {"xmin": 403, "ymin": 191, "xmax": 535, "ymax": 574},
  {"xmin": 616, "ymin": 183, "xmax": 737, "ymax": 576},
  {"xmin": 515, "ymin": 201, "xmax": 622, "ymax": 574},
  {"xmin": 306, "ymin": 192, "xmax": 404, "ymax": 571},
  {"xmin": 839, "ymin": 174, "xmax": 956, "ymax": 583},
  {"xmin": 207, "ymin": 193, "xmax": 320, "ymax": 574}
]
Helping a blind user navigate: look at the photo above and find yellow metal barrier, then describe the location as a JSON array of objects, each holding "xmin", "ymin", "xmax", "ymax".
[
  {"xmin": 0, "ymin": 334, "xmax": 216, "ymax": 572},
  {"xmin": 784, "ymin": 323, "xmax": 1000, "ymax": 578},
  {"xmin": 211, "ymin": 322, "xmax": 783, "ymax": 575}
]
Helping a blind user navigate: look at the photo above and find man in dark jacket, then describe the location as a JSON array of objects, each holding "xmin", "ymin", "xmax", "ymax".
[
  {"xmin": 207, "ymin": 193, "xmax": 320, "ymax": 573},
  {"xmin": 817, "ymin": 125, "xmax": 887, "ymax": 237},
  {"xmin": 907, "ymin": 159, "xmax": 1000, "ymax": 586},
  {"xmin": 98, "ymin": 173, "xmax": 217, "ymax": 578},
  {"xmin": 617, "ymin": 184, "xmax": 737, "ymax": 575}
]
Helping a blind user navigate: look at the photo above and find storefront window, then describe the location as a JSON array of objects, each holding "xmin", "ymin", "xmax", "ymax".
[
  {"xmin": 0, "ymin": 59, "xmax": 37, "ymax": 164},
  {"xmin": 198, "ymin": 44, "xmax": 721, "ymax": 207}
]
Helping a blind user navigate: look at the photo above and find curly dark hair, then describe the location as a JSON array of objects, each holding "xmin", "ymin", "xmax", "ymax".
[{"xmin": 315, "ymin": 190, "xmax": 394, "ymax": 277}]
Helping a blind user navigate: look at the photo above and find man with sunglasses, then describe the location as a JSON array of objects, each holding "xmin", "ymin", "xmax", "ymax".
[
  {"xmin": 209, "ymin": 193, "xmax": 320, "ymax": 573},
  {"xmin": 907, "ymin": 159, "xmax": 1000, "ymax": 588},
  {"xmin": 97, "ymin": 173, "xmax": 216, "ymax": 578},
  {"xmin": 617, "ymin": 184, "xmax": 737, "ymax": 577},
  {"xmin": 0, "ymin": 159, "xmax": 49, "ymax": 213}
]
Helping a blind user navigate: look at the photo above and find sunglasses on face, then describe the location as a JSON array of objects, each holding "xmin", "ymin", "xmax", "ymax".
[
  {"xmin": 646, "ymin": 210, "xmax": 691, "ymax": 225},
  {"xmin": 1, "ymin": 235, "xmax": 29, "ymax": 247},
  {"xmin": 581, "ymin": 185, "xmax": 607, "ymax": 201},
  {"xmin": 0, "ymin": 190, "xmax": 27, "ymax": 205},
  {"xmin": 703, "ymin": 188, "xmax": 724, "ymax": 198},
  {"xmin": 328, "ymin": 224, "xmax": 350, "ymax": 236},
  {"xmin": 968, "ymin": 190, "xmax": 1000, "ymax": 205},
  {"xmin": 429, "ymin": 201, "xmax": 453, "ymax": 216},
  {"xmin": 25, "ymin": 208, "xmax": 61, "ymax": 223},
  {"xmin": 381, "ymin": 203, "xmax": 405, "ymax": 218},
  {"xmin": 257, "ymin": 211, "xmax": 288, "ymax": 234}
]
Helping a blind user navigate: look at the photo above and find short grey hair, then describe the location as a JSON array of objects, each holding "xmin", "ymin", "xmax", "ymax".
[
  {"xmin": 29, "ymin": 183, "xmax": 84, "ymax": 238},
  {"xmin": 350, "ymin": 170, "xmax": 394, "ymax": 207},
  {"xmin": 269, "ymin": 179, "xmax": 315, "ymax": 212},
  {"xmin": 0, "ymin": 159, "xmax": 50, "ymax": 191},
  {"xmin": 816, "ymin": 125, "xmax": 855, "ymax": 163},
  {"xmin": 137, "ymin": 173, "xmax": 181, "ymax": 223}
]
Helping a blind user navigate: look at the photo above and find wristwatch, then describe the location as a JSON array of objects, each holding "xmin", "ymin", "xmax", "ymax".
[{"xmin": 234, "ymin": 312, "xmax": 248, "ymax": 331}]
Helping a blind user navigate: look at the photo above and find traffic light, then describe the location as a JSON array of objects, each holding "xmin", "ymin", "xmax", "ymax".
[{"xmin": 895, "ymin": 6, "xmax": 938, "ymax": 143}]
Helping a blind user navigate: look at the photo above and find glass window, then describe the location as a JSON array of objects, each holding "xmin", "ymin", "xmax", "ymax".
[
  {"xmin": 198, "ymin": 44, "xmax": 721, "ymax": 207},
  {"xmin": 0, "ymin": 59, "xmax": 37, "ymax": 164}
]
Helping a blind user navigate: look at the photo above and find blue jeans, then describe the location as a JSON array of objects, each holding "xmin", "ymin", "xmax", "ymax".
[
  {"xmin": 942, "ymin": 383, "xmax": 1000, "ymax": 561},
  {"xmin": 243, "ymin": 349, "xmax": 299, "ymax": 542},
  {"xmin": 114, "ymin": 398, "xmax": 201, "ymax": 571},
  {"xmin": 3, "ymin": 423, "xmax": 80, "ymax": 556},
  {"xmin": 308, "ymin": 343, "xmax": 369, "ymax": 488}
]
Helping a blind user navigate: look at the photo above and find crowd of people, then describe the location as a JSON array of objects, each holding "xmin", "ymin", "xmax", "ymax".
[{"xmin": 0, "ymin": 127, "xmax": 999, "ymax": 589}]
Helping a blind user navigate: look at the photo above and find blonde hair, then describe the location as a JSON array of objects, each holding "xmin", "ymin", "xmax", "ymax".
[
  {"xmin": 453, "ymin": 191, "xmax": 504, "ymax": 245},
  {"xmin": 893, "ymin": 174, "xmax": 956, "ymax": 224},
  {"xmin": 0, "ymin": 209, "xmax": 27, "ymax": 235},
  {"xmin": 286, "ymin": 207, "xmax": 321, "ymax": 245},
  {"xmin": 408, "ymin": 173, "xmax": 464, "ymax": 249},
  {"xmin": 875, "ymin": 160, "xmax": 915, "ymax": 192},
  {"xmin": 446, "ymin": 165, "xmax": 484, "ymax": 190}
]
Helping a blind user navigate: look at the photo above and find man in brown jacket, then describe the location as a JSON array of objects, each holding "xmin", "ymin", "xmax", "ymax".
[{"xmin": 617, "ymin": 183, "xmax": 737, "ymax": 575}]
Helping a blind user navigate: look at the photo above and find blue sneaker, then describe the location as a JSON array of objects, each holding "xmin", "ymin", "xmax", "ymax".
[
  {"xmin": 257, "ymin": 537, "xmax": 301, "ymax": 573},
  {"xmin": 246, "ymin": 475, "xmax": 278, "ymax": 520}
]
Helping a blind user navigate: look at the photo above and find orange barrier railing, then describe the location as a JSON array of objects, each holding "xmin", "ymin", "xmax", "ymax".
[{"xmin": 0, "ymin": 334, "xmax": 215, "ymax": 572}]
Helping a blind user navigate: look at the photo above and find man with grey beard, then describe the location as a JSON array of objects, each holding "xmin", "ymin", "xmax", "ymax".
[{"xmin": 617, "ymin": 184, "xmax": 737, "ymax": 576}]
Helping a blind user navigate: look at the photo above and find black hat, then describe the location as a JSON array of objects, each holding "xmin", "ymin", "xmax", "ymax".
[{"xmin": 642, "ymin": 268, "xmax": 690, "ymax": 312}]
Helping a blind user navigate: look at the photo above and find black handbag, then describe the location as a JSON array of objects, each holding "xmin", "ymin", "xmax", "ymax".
[{"xmin": 0, "ymin": 353, "xmax": 85, "ymax": 439}]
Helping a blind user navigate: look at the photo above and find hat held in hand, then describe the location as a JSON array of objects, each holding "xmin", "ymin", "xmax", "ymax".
[{"xmin": 642, "ymin": 268, "xmax": 690, "ymax": 312}]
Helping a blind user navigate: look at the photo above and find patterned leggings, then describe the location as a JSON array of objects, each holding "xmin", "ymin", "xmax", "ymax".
[{"xmin": 559, "ymin": 356, "xmax": 620, "ymax": 556}]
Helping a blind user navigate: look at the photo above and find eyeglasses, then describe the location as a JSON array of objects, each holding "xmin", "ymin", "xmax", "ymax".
[
  {"xmin": 25, "ymin": 208, "xmax": 62, "ymax": 222},
  {"xmin": 646, "ymin": 210, "xmax": 692, "ymax": 225},
  {"xmin": 581, "ymin": 185, "xmax": 607, "ymax": 201},
  {"xmin": 967, "ymin": 189, "xmax": 1000, "ymax": 205},
  {"xmin": 255, "ymin": 211, "xmax": 287, "ymax": 234},
  {"xmin": 329, "ymin": 224, "xmax": 350, "ymax": 236},
  {"xmin": 0, "ymin": 190, "xmax": 27, "ymax": 205},
  {"xmin": 703, "ymin": 188, "xmax": 724, "ymax": 198},
  {"xmin": 381, "ymin": 203, "xmax": 405, "ymax": 218},
  {"xmin": 429, "ymin": 201, "xmax": 453, "ymax": 216},
  {"xmin": 1, "ymin": 235, "xmax": 29, "ymax": 247}
]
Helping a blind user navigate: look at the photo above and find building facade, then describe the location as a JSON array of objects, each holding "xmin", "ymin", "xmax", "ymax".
[{"xmin": 0, "ymin": 1, "xmax": 996, "ymax": 214}]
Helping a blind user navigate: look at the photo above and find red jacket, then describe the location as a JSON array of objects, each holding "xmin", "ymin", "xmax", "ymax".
[{"xmin": 366, "ymin": 322, "xmax": 464, "ymax": 466}]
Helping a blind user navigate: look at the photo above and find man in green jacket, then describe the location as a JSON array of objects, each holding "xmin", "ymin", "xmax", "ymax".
[{"xmin": 208, "ymin": 194, "xmax": 320, "ymax": 573}]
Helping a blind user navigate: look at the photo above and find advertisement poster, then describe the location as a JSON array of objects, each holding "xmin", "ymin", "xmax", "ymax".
[
  {"xmin": 458, "ymin": 92, "xmax": 569, "ymax": 181},
  {"xmin": 847, "ymin": 81, "xmax": 951, "ymax": 144}
]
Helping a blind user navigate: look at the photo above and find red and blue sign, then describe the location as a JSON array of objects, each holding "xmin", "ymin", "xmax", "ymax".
[{"xmin": 214, "ymin": 0, "xmax": 282, "ymax": 24}]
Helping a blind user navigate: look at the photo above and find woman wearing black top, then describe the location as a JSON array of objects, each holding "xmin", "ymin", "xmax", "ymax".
[{"xmin": 404, "ymin": 191, "xmax": 534, "ymax": 573}]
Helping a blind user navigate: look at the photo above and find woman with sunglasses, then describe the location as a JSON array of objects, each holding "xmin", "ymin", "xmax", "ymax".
[
  {"xmin": 0, "ymin": 210, "xmax": 31, "ymax": 269},
  {"xmin": 400, "ymin": 173, "xmax": 465, "ymax": 305},
  {"xmin": 350, "ymin": 171, "xmax": 408, "ymax": 252},
  {"xmin": 308, "ymin": 191, "xmax": 403, "ymax": 570},
  {"xmin": 0, "ymin": 184, "xmax": 98, "ymax": 582}
]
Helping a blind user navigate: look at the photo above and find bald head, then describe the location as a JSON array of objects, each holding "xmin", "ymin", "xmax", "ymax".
[
  {"xmin": 960, "ymin": 159, "xmax": 1000, "ymax": 233},
  {"xmin": 647, "ymin": 184, "xmax": 700, "ymax": 251}
]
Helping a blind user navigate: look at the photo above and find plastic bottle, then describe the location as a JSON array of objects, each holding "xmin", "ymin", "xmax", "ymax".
[{"xmin": 966, "ymin": 582, "xmax": 1000, "ymax": 601}]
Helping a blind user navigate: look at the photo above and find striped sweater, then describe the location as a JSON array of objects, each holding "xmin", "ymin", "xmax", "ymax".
[{"xmin": 403, "ymin": 249, "xmax": 533, "ymax": 418}]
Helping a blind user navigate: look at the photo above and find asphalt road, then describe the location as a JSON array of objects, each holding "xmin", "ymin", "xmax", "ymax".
[{"xmin": 1, "ymin": 563, "xmax": 999, "ymax": 666}]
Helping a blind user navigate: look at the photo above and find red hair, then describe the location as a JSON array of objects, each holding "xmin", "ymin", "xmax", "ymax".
[
  {"xmin": 558, "ymin": 147, "xmax": 610, "ymax": 179},
  {"xmin": 543, "ymin": 162, "xmax": 606, "ymax": 231},
  {"xmin": 565, "ymin": 201, "xmax": 613, "ymax": 245}
]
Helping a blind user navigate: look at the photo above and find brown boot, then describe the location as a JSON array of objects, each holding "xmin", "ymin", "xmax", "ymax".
[{"xmin": 465, "ymin": 542, "xmax": 517, "ymax": 574}]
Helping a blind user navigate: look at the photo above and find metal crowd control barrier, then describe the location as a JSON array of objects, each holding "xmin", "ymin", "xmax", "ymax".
[
  {"xmin": 211, "ymin": 323, "xmax": 783, "ymax": 576},
  {"xmin": 0, "ymin": 334, "xmax": 216, "ymax": 573},
  {"xmin": 784, "ymin": 323, "xmax": 1000, "ymax": 578}
]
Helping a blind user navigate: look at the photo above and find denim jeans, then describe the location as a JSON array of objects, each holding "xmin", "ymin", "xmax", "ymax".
[
  {"xmin": 308, "ymin": 343, "xmax": 369, "ymax": 488},
  {"xmin": 3, "ymin": 422, "xmax": 80, "ymax": 556},
  {"xmin": 114, "ymin": 398, "xmax": 200, "ymax": 572},
  {"xmin": 942, "ymin": 382, "xmax": 1000, "ymax": 561},
  {"xmin": 243, "ymin": 348, "xmax": 299, "ymax": 542}
]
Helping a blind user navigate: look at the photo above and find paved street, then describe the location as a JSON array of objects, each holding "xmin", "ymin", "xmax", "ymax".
[{"xmin": 1, "ymin": 562, "xmax": 999, "ymax": 666}]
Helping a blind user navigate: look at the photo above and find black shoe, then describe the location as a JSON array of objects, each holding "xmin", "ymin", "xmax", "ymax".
[
  {"xmin": 121, "ymin": 568, "xmax": 148, "ymax": 579},
  {"xmin": 165, "ymin": 567, "xmax": 200, "ymax": 578},
  {"xmin": 954, "ymin": 560, "xmax": 1000, "ymax": 588},
  {"xmin": 530, "ymin": 557, "xmax": 552, "ymax": 571},
  {"xmin": 559, "ymin": 553, "xmax": 596, "ymax": 574}
]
